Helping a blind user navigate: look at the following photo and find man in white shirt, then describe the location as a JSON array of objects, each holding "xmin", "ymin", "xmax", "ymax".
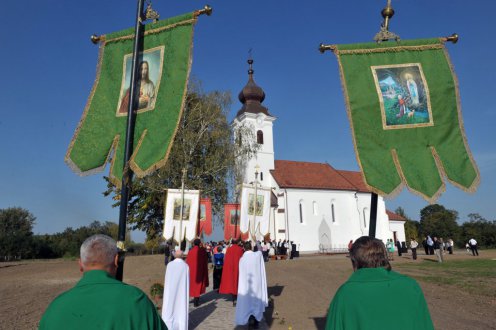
[
  {"xmin": 162, "ymin": 249, "xmax": 189, "ymax": 330},
  {"xmin": 410, "ymin": 238, "xmax": 419, "ymax": 260},
  {"xmin": 468, "ymin": 238, "xmax": 479, "ymax": 256}
]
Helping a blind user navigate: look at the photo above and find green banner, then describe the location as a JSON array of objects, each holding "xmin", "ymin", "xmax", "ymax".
[
  {"xmin": 333, "ymin": 38, "xmax": 479, "ymax": 202},
  {"xmin": 66, "ymin": 13, "xmax": 196, "ymax": 186}
]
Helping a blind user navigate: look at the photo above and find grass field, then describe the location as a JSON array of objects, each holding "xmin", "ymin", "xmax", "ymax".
[{"xmin": 395, "ymin": 257, "xmax": 496, "ymax": 298}]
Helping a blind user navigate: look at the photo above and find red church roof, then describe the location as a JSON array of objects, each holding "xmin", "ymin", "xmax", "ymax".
[
  {"xmin": 386, "ymin": 210, "xmax": 407, "ymax": 221},
  {"xmin": 270, "ymin": 160, "xmax": 367, "ymax": 191}
]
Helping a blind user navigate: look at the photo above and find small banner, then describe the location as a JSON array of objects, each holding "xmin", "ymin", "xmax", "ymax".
[
  {"xmin": 223, "ymin": 204, "xmax": 248, "ymax": 241},
  {"xmin": 240, "ymin": 184, "xmax": 271, "ymax": 238},
  {"xmin": 197, "ymin": 198, "xmax": 212, "ymax": 236},
  {"xmin": 163, "ymin": 189, "xmax": 200, "ymax": 243},
  {"xmin": 65, "ymin": 13, "xmax": 197, "ymax": 186},
  {"xmin": 332, "ymin": 38, "xmax": 479, "ymax": 202}
]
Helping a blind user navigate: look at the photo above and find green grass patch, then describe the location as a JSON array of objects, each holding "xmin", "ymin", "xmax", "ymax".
[{"xmin": 395, "ymin": 259, "xmax": 496, "ymax": 297}]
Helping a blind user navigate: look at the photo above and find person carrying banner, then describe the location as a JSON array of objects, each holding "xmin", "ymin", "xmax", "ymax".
[
  {"xmin": 186, "ymin": 238, "xmax": 209, "ymax": 307},
  {"xmin": 162, "ymin": 248, "xmax": 189, "ymax": 330},
  {"xmin": 325, "ymin": 236, "xmax": 433, "ymax": 330},
  {"xmin": 39, "ymin": 234, "xmax": 166, "ymax": 330},
  {"xmin": 219, "ymin": 239, "xmax": 244, "ymax": 306},
  {"xmin": 235, "ymin": 241, "xmax": 268, "ymax": 328}
]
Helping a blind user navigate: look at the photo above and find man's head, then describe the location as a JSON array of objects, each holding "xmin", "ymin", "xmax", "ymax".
[
  {"xmin": 79, "ymin": 234, "xmax": 119, "ymax": 276},
  {"xmin": 243, "ymin": 241, "xmax": 252, "ymax": 252},
  {"xmin": 194, "ymin": 238, "xmax": 201, "ymax": 247},
  {"xmin": 349, "ymin": 236, "xmax": 391, "ymax": 271},
  {"xmin": 174, "ymin": 249, "xmax": 183, "ymax": 259}
]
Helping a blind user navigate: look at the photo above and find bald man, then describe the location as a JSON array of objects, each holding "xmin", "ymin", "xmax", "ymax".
[{"xmin": 39, "ymin": 234, "xmax": 166, "ymax": 330}]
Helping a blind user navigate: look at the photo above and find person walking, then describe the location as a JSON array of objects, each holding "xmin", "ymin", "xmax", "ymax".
[
  {"xmin": 410, "ymin": 238, "xmax": 419, "ymax": 260},
  {"xmin": 396, "ymin": 239, "xmax": 402, "ymax": 257},
  {"xmin": 426, "ymin": 235, "xmax": 434, "ymax": 255},
  {"xmin": 220, "ymin": 239, "xmax": 244, "ymax": 306},
  {"xmin": 433, "ymin": 237, "xmax": 443, "ymax": 263},
  {"xmin": 213, "ymin": 246, "xmax": 224, "ymax": 291},
  {"xmin": 447, "ymin": 239, "xmax": 454, "ymax": 254},
  {"xmin": 162, "ymin": 249, "xmax": 189, "ymax": 330},
  {"xmin": 469, "ymin": 238, "xmax": 479, "ymax": 256},
  {"xmin": 235, "ymin": 241, "xmax": 268, "ymax": 328},
  {"xmin": 186, "ymin": 239, "xmax": 209, "ymax": 307}
]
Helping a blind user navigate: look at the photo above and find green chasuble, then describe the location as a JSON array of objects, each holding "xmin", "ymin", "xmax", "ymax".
[
  {"xmin": 325, "ymin": 268, "xmax": 433, "ymax": 330},
  {"xmin": 332, "ymin": 39, "xmax": 479, "ymax": 202},
  {"xmin": 39, "ymin": 270, "xmax": 166, "ymax": 330}
]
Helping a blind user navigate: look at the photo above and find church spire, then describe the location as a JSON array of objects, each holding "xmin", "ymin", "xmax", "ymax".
[{"xmin": 236, "ymin": 58, "xmax": 271, "ymax": 117}]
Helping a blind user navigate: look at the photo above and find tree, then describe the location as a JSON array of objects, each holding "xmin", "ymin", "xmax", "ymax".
[
  {"xmin": 0, "ymin": 207, "xmax": 36, "ymax": 260},
  {"xmin": 419, "ymin": 204, "xmax": 460, "ymax": 242},
  {"xmin": 105, "ymin": 82, "xmax": 259, "ymax": 239},
  {"xmin": 395, "ymin": 207, "xmax": 419, "ymax": 240},
  {"xmin": 461, "ymin": 213, "xmax": 496, "ymax": 248}
]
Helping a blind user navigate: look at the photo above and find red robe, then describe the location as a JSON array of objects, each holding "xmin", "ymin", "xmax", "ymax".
[
  {"xmin": 219, "ymin": 244, "xmax": 244, "ymax": 295},
  {"xmin": 186, "ymin": 246, "xmax": 209, "ymax": 297}
]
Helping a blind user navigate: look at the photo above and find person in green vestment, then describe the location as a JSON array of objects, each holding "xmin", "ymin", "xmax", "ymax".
[
  {"xmin": 39, "ymin": 234, "xmax": 167, "ymax": 330},
  {"xmin": 325, "ymin": 236, "xmax": 434, "ymax": 330}
]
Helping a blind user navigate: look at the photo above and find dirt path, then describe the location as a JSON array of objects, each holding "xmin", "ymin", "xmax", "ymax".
[{"xmin": 1, "ymin": 250, "xmax": 495, "ymax": 329}]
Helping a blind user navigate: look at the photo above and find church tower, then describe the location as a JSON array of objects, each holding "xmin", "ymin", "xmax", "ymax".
[{"xmin": 232, "ymin": 59, "xmax": 276, "ymax": 186}]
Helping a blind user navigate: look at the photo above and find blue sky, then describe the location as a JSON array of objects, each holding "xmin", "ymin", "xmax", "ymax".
[{"xmin": 1, "ymin": 1, "xmax": 495, "ymax": 243}]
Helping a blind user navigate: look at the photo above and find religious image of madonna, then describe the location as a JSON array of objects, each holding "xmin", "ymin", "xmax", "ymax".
[{"xmin": 371, "ymin": 63, "xmax": 433, "ymax": 129}]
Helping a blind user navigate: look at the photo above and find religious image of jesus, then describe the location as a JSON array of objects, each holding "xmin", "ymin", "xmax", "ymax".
[{"xmin": 118, "ymin": 61, "xmax": 156, "ymax": 114}]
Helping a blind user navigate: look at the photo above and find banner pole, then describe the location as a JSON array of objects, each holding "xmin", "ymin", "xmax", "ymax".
[
  {"xmin": 116, "ymin": 0, "xmax": 146, "ymax": 282},
  {"xmin": 179, "ymin": 168, "xmax": 187, "ymax": 251}
]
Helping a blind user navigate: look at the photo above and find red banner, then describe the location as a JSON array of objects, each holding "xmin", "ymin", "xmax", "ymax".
[
  {"xmin": 197, "ymin": 198, "xmax": 212, "ymax": 236},
  {"xmin": 223, "ymin": 203, "xmax": 248, "ymax": 241}
]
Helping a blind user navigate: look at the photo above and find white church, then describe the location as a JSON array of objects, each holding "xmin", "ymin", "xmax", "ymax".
[{"xmin": 233, "ymin": 60, "xmax": 406, "ymax": 253}]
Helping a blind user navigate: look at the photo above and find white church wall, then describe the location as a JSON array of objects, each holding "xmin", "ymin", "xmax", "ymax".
[
  {"xmin": 389, "ymin": 221, "xmax": 406, "ymax": 243},
  {"xmin": 281, "ymin": 188, "xmax": 374, "ymax": 252}
]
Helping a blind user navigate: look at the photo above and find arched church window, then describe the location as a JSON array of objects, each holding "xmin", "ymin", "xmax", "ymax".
[
  {"xmin": 299, "ymin": 200, "xmax": 304, "ymax": 223},
  {"xmin": 257, "ymin": 130, "xmax": 264, "ymax": 144},
  {"xmin": 260, "ymin": 172, "xmax": 263, "ymax": 181},
  {"xmin": 313, "ymin": 201, "xmax": 318, "ymax": 215},
  {"xmin": 331, "ymin": 203, "xmax": 336, "ymax": 223}
]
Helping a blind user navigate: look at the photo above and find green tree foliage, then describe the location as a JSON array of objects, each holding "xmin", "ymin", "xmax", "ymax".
[
  {"xmin": 460, "ymin": 213, "xmax": 496, "ymax": 248},
  {"xmin": 419, "ymin": 204, "xmax": 460, "ymax": 242},
  {"xmin": 105, "ymin": 82, "xmax": 259, "ymax": 239},
  {"xmin": 395, "ymin": 207, "xmax": 419, "ymax": 240},
  {"xmin": 0, "ymin": 207, "xmax": 36, "ymax": 260},
  {"xmin": 32, "ymin": 221, "xmax": 131, "ymax": 259}
]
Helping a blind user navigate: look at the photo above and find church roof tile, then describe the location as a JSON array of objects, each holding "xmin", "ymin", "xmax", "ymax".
[{"xmin": 270, "ymin": 160, "xmax": 358, "ymax": 191}]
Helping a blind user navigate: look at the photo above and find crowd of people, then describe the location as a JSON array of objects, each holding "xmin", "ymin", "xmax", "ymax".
[
  {"xmin": 38, "ymin": 233, "xmax": 480, "ymax": 329},
  {"xmin": 381, "ymin": 235, "xmax": 480, "ymax": 263}
]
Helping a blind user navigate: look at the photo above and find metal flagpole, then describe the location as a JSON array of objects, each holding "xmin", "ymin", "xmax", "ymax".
[
  {"xmin": 252, "ymin": 165, "xmax": 260, "ymax": 243},
  {"xmin": 115, "ymin": 0, "xmax": 147, "ymax": 282},
  {"xmin": 179, "ymin": 167, "xmax": 187, "ymax": 251}
]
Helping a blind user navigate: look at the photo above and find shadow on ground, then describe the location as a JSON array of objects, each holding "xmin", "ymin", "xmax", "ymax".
[
  {"xmin": 311, "ymin": 316, "xmax": 327, "ymax": 329},
  {"xmin": 263, "ymin": 284, "xmax": 284, "ymax": 327}
]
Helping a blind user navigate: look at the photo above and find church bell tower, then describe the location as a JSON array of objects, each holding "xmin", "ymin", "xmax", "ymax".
[{"xmin": 232, "ymin": 59, "xmax": 276, "ymax": 186}]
